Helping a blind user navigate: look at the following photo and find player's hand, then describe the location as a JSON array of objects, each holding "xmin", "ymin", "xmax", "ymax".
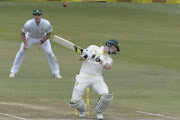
[
  {"xmin": 23, "ymin": 43, "xmax": 28, "ymax": 51},
  {"xmin": 82, "ymin": 49, "xmax": 91, "ymax": 60},
  {"xmin": 38, "ymin": 41, "xmax": 41, "ymax": 50},
  {"xmin": 90, "ymin": 54, "xmax": 100, "ymax": 62}
]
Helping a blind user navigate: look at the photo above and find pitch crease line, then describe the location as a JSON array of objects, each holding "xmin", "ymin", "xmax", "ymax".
[
  {"xmin": 0, "ymin": 113, "xmax": 26, "ymax": 120},
  {"xmin": 136, "ymin": 111, "xmax": 178, "ymax": 120}
]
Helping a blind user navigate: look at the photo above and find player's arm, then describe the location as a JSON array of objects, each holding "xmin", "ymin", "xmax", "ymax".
[
  {"xmin": 38, "ymin": 32, "xmax": 51, "ymax": 50},
  {"xmin": 41, "ymin": 32, "xmax": 51, "ymax": 43},
  {"xmin": 21, "ymin": 31, "xmax": 26, "ymax": 44},
  {"xmin": 21, "ymin": 31, "xmax": 28, "ymax": 51},
  {"xmin": 79, "ymin": 54, "xmax": 85, "ymax": 61},
  {"xmin": 99, "ymin": 60, "xmax": 112, "ymax": 70},
  {"xmin": 21, "ymin": 22, "xmax": 30, "ymax": 50},
  {"xmin": 38, "ymin": 21, "xmax": 53, "ymax": 49}
]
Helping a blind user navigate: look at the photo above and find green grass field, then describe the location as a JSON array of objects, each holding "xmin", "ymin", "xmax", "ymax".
[{"xmin": 0, "ymin": 1, "xmax": 180, "ymax": 120}]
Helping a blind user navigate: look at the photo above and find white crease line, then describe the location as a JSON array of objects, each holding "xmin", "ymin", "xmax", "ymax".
[
  {"xmin": 0, "ymin": 113, "xmax": 26, "ymax": 120},
  {"xmin": 136, "ymin": 111, "xmax": 178, "ymax": 120},
  {"xmin": 0, "ymin": 102, "xmax": 47, "ymax": 110}
]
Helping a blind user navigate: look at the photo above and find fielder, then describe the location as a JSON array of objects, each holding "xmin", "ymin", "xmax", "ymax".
[
  {"xmin": 9, "ymin": 9, "xmax": 62, "ymax": 79},
  {"xmin": 69, "ymin": 40, "xmax": 120, "ymax": 119}
]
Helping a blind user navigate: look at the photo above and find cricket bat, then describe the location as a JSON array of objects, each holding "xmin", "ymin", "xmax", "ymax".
[{"xmin": 52, "ymin": 35, "xmax": 83, "ymax": 54}]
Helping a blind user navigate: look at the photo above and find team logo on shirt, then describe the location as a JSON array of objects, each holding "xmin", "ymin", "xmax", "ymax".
[
  {"xmin": 41, "ymin": 27, "xmax": 44, "ymax": 31},
  {"xmin": 95, "ymin": 50, "xmax": 100, "ymax": 55}
]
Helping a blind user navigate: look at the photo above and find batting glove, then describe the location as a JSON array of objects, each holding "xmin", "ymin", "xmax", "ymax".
[
  {"xmin": 82, "ymin": 49, "xmax": 91, "ymax": 60},
  {"xmin": 90, "ymin": 54, "xmax": 100, "ymax": 62}
]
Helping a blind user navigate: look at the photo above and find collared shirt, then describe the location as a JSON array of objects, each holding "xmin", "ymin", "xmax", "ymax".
[
  {"xmin": 80, "ymin": 45, "xmax": 113, "ymax": 76},
  {"xmin": 22, "ymin": 18, "xmax": 53, "ymax": 38}
]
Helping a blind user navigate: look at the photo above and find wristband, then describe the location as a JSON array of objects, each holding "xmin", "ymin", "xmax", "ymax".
[
  {"xmin": 40, "ymin": 40, "xmax": 44, "ymax": 44},
  {"xmin": 102, "ymin": 61, "xmax": 106, "ymax": 66}
]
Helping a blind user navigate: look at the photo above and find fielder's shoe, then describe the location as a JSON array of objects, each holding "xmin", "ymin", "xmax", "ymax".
[
  {"xmin": 79, "ymin": 112, "xmax": 86, "ymax": 118},
  {"xmin": 54, "ymin": 74, "xmax": 62, "ymax": 79},
  {"xmin": 9, "ymin": 73, "xmax": 16, "ymax": 78},
  {"xmin": 97, "ymin": 114, "xmax": 103, "ymax": 120}
]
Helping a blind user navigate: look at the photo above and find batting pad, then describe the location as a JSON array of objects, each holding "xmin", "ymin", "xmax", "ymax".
[
  {"xmin": 70, "ymin": 99, "xmax": 87, "ymax": 113},
  {"xmin": 94, "ymin": 92, "xmax": 114, "ymax": 114}
]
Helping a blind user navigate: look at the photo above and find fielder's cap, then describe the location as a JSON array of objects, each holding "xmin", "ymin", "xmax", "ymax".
[
  {"xmin": 33, "ymin": 9, "xmax": 42, "ymax": 15},
  {"xmin": 106, "ymin": 39, "xmax": 120, "ymax": 52}
]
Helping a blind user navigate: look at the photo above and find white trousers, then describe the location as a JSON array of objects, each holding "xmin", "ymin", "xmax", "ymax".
[
  {"xmin": 10, "ymin": 35, "xmax": 60, "ymax": 75},
  {"xmin": 71, "ymin": 72, "xmax": 109, "ymax": 103}
]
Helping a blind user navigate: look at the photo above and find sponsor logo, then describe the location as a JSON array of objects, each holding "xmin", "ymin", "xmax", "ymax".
[
  {"xmin": 117, "ymin": 0, "xmax": 131, "ymax": 2},
  {"xmin": 76, "ymin": 47, "xmax": 82, "ymax": 54},
  {"xmin": 152, "ymin": 0, "xmax": 166, "ymax": 3}
]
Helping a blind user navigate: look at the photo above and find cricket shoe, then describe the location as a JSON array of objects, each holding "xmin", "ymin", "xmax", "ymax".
[
  {"xmin": 79, "ymin": 112, "xmax": 86, "ymax": 118},
  {"xmin": 97, "ymin": 114, "xmax": 103, "ymax": 120},
  {"xmin": 9, "ymin": 73, "xmax": 16, "ymax": 78},
  {"xmin": 54, "ymin": 74, "xmax": 62, "ymax": 79}
]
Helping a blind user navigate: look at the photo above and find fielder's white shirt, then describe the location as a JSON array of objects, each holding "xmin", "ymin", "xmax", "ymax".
[
  {"xmin": 80, "ymin": 45, "xmax": 113, "ymax": 76},
  {"xmin": 22, "ymin": 18, "xmax": 53, "ymax": 38}
]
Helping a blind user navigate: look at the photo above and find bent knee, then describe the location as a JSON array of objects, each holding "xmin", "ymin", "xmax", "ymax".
[
  {"xmin": 71, "ymin": 98, "xmax": 81, "ymax": 103},
  {"xmin": 99, "ymin": 91, "xmax": 109, "ymax": 96}
]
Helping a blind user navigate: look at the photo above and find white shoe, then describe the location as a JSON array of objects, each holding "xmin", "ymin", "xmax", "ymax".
[
  {"xmin": 54, "ymin": 74, "xmax": 62, "ymax": 79},
  {"xmin": 9, "ymin": 73, "xmax": 16, "ymax": 78},
  {"xmin": 97, "ymin": 114, "xmax": 103, "ymax": 120},
  {"xmin": 79, "ymin": 112, "xmax": 86, "ymax": 118}
]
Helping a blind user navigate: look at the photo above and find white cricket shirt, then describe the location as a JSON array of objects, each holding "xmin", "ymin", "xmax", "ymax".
[
  {"xmin": 80, "ymin": 45, "xmax": 113, "ymax": 76},
  {"xmin": 22, "ymin": 18, "xmax": 53, "ymax": 38}
]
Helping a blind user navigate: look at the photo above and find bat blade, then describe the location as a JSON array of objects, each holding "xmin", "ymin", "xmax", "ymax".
[{"xmin": 53, "ymin": 35, "xmax": 83, "ymax": 54}]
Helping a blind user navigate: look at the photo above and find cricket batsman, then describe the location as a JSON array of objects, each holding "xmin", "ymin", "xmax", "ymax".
[
  {"xmin": 9, "ymin": 9, "xmax": 62, "ymax": 79},
  {"xmin": 69, "ymin": 40, "xmax": 120, "ymax": 119}
]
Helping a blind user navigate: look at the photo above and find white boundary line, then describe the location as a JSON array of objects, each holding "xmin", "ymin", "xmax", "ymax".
[
  {"xmin": 0, "ymin": 113, "xmax": 26, "ymax": 120},
  {"xmin": 136, "ymin": 111, "xmax": 178, "ymax": 120}
]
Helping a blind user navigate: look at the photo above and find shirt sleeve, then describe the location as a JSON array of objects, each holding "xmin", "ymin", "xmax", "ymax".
[
  {"xmin": 21, "ymin": 22, "xmax": 29, "ymax": 33},
  {"xmin": 86, "ymin": 45, "xmax": 96, "ymax": 54},
  {"xmin": 45, "ymin": 22, "xmax": 53, "ymax": 34}
]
